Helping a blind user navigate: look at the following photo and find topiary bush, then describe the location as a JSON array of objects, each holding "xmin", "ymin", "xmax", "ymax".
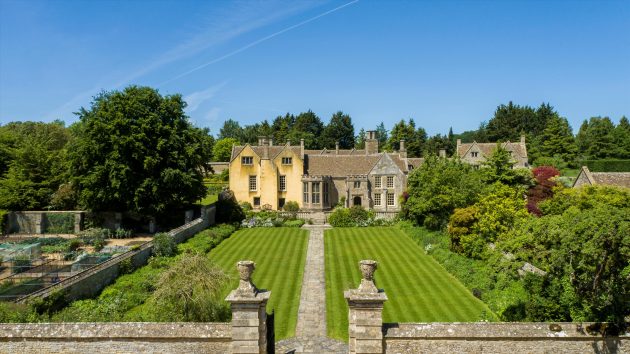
[
  {"xmin": 283, "ymin": 201, "xmax": 299, "ymax": 212},
  {"xmin": 153, "ymin": 233, "xmax": 176, "ymax": 257},
  {"xmin": 283, "ymin": 219, "xmax": 305, "ymax": 228}
]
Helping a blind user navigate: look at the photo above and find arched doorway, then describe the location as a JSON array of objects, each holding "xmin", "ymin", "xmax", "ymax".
[{"xmin": 353, "ymin": 196, "xmax": 362, "ymax": 206}]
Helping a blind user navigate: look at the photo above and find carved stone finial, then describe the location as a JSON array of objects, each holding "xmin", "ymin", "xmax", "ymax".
[
  {"xmin": 236, "ymin": 260, "xmax": 257, "ymax": 296},
  {"xmin": 358, "ymin": 260, "xmax": 378, "ymax": 293}
]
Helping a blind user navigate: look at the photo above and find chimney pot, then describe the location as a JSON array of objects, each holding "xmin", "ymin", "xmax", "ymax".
[{"xmin": 439, "ymin": 149, "xmax": 446, "ymax": 158}]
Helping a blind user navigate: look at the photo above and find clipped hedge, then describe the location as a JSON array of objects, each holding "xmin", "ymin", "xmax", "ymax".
[
  {"xmin": 583, "ymin": 159, "xmax": 630, "ymax": 172},
  {"xmin": 0, "ymin": 209, "xmax": 7, "ymax": 235}
]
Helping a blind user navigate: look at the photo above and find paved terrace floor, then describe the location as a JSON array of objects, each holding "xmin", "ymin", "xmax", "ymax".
[{"xmin": 275, "ymin": 224, "xmax": 348, "ymax": 354}]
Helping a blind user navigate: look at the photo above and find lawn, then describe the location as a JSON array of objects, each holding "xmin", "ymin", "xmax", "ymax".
[
  {"xmin": 325, "ymin": 227, "xmax": 495, "ymax": 340},
  {"xmin": 209, "ymin": 227, "xmax": 309, "ymax": 340}
]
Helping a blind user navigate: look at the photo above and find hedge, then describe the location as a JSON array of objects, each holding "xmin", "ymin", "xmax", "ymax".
[{"xmin": 583, "ymin": 159, "xmax": 630, "ymax": 172}]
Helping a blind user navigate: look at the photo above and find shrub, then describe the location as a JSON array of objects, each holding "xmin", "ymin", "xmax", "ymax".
[
  {"xmin": 328, "ymin": 208, "xmax": 353, "ymax": 227},
  {"xmin": 11, "ymin": 256, "xmax": 31, "ymax": 274},
  {"xmin": 113, "ymin": 228, "xmax": 133, "ymax": 239},
  {"xmin": 0, "ymin": 209, "xmax": 8, "ymax": 234},
  {"xmin": 283, "ymin": 201, "xmax": 300, "ymax": 212},
  {"xmin": 583, "ymin": 159, "xmax": 630, "ymax": 172},
  {"xmin": 153, "ymin": 233, "xmax": 176, "ymax": 257},
  {"xmin": 283, "ymin": 219, "xmax": 305, "ymax": 228},
  {"xmin": 65, "ymin": 239, "xmax": 83, "ymax": 252},
  {"xmin": 118, "ymin": 258, "xmax": 134, "ymax": 275},
  {"xmin": 240, "ymin": 202, "xmax": 253, "ymax": 212},
  {"xmin": 44, "ymin": 213, "xmax": 75, "ymax": 234}
]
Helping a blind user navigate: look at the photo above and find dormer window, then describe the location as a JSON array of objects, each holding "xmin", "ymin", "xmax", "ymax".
[
  {"xmin": 242, "ymin": 156, "xmax": 253, "ymax": 165},
  {"xmin": 282, "ymin": 157, "xmax": 292, "ymax": 165},
  {"xmin": 471, "ymin": 152, "xmax": 478, "ymax": 158}
]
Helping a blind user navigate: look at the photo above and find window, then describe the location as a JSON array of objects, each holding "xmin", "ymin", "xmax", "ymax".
[
  {"xmin": 303, "ymin": 183, "xmax": 309, "ymax": 203},
  {"xmin": 253, "ymin": 197, "xmax": 260, "ymax": 207},
  {"xmin": 249, "ymin": 175, "xmax": 257, "ymax": 191},
  {"xmin": 353, "ymin": 181, "xmax": 361, "ymax": 189},
  {"xmin": 386, "ymin": 176, "xmax": 394, "ymax": 188},
  {"xmin": 279, "ymin": 175, "xmax": 286, "ymax": 191},
  {"xmin": 386, "ymin": 193, "xmax": 395, "ymax": 206},
  {"xmin": 471, "ymin": 152, "xmax": 478, "ymax": 158},
  {"xmin": 242, "ymin": 156, "xmax": 253, "ymax": 165},
  {"xmin": 282, "ymin": 157, "xmax": 292, "ymax": 165},
  {"xmin": 278, "ymin": 198, "xmax": 285, "ymax": 209},
  {"xmin": 374, "ymin": 176, "xmax": 381, "ymax": 188},
  {"xmin": 323, "ymin": 182, "xmax": 329, "ymax": 205},
  {"xmin": 374, "ymin": 193, "xmax": 382, "ymax": 206},
  {"xmin": 408, "ymin": 165, "xmax": 413, "ymax": 171},
  {"xmin": 312, "ymin": 183, "xmax": 320, "ymax": 204}
]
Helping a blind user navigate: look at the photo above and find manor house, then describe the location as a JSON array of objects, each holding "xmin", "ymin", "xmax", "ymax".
[
  {"xmin": 229, "ymin": 131, "xmax": 422, "ymax": 211},
  {"xmin": 456, "ymin": 136, "xmax": 529, "ymax": 168}
]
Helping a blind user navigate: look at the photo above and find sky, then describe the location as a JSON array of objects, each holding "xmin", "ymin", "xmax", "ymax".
[{"xmin": 1, "ymin": 0, "xmax": 629, "ymax": 136}]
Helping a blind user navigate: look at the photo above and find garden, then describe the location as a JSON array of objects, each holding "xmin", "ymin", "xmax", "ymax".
[{"xmin": 324, "ymin": 227, "xmax": 493, "ymax": 340}]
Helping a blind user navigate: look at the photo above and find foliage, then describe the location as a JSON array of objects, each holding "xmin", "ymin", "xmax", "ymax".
[
  {"xmin": 327, "ymin": 206, "xmax": 393, "ymax": 227},
  {"xmin": 153, "ymin": 233, "xmax": 176, "ymax": 257},
  {"xmin": 502, "ymin": 202, "xmax": 630, "ymax": 323},
  {"xmin": 0, "ymin": 209, "xmax": 7, "ymax": 234},
  {"xmin": 113, "ymin": 228, "xmax": 133, "ymax": 239},
  {"xmin": 212, "ymin": 137, "xmax": 239, "ymax": 162},
  {"xmin": 282, "ymin": 201, "xmax": 299, "ymax": 212},
  {"xmin": 215, "ymin": 189, "xmax": 245, "ymax": 224},
  {"xmin": 526, "ymin": 166, "xmax": 560, "ymax": 216},
  {"xmin": 66, "ymin": 239, "xmax": 82, "ymax": 252},
  {"xmin": 321, "ymin": 111, "xmax": 355, "ymax": 149},
  {"xmin": 239, "ymin": 201, "xmax": 253, "ymax": 211},
  {"xmin": 11, "ymin": 256, "xmax": 32, "ymax": 274},
  {"xmin": 287, "ymin": 110, "xmax": 325, "ymax": 148},
  {"xmin": 385, "ymin": 119, "xmax": 426, "ymax": 157},
  {"xmin": 282, "ymin": 219, "xmax": 305, "ymax": 228},
  {"xmin": 152, "ymin": 253, "xmax": 231, "ymax": 322},
  {"xmin": 539, "ymin": 185, "xmax": 630, "ymax": 216},
  {"xmin": 402, "ymin": 155, "xmax": 483, "ymax": 229},
  {"xmin": 534, "ymin": 116, "xmax": 578, "ymax": 166},
  {"xmin": 576, "ymin": 116, "xmax": 617, "ymax": 159},
  {"xmin": 68, "ymin": 86, "xmax": 210, "ymax": 216},
  {"xmin": 218, "ymin": 118, "xmax": 244, "ymax": 141},
  {"xmin": 0, "ymin": 302, "xmax": 39, "ymax": 323},
  {"xmin": 481, "ymin": 145, "xmax": 534, "ymax": 187},
  {"xmin": 44, "ymin": 213, "xmax": 75, "ymax": 234},
  {"xmin": 582, "ymin": 159, "xmax": 630, "ymax": 172},
  {"xmin": 0, "ymin": 121, "xmax": 72, "ymax": 210},
  {"xmin": 325, "ymin": 226, "xmax": 494, "ymax": 340}
]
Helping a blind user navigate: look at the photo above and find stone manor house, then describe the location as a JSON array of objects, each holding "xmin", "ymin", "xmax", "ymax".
[
  {"xmin": 229, "ymin": 131, "xmax": 529, "ymax": 211},
  {"xmin": 229, "ymin": 131, "xmax": 423, "ymax": 212}
]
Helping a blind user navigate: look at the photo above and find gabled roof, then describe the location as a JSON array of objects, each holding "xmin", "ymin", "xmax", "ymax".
[
  {"xmin": 457, "ymin": 141, "xmax": 527, "ymax": 159},
  {"xmin": 231, "ymin": 144, "xmax": 302, "ymax": 162},
  {"xmin": 306, "ymin": 155, "xmax": 382, "ymax": 176},
  {"xmin": 573, "ymin": 166, "xmax": 630, "ymax": 188},
  {"xmin": 407, "ymin": 158, "xmax": 425, "ymax": 169}
]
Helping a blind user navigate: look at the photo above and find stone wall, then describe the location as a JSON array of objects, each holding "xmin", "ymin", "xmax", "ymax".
[
  {"xmin": 383, "ymin": 322, "xmax": 628, "ymax": 354},
  {"xmin": 17, "ymin": 205, "xmax": 216, "ymax": 303},
  {"xmin": 0, "ymin": 322, "xmax": 231, "ymax": 354},
  {"xmin": 6, "ymin": 211, "xmax": 84, "ymax": 234}
]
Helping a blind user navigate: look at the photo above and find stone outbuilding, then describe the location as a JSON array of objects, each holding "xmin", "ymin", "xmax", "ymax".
[{"xmin": 572, "ymin": 166, "xmax": 630, "ymax": 188}]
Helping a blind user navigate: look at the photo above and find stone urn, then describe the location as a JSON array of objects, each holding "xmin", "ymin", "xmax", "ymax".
[
  {"xmin": 358, "ymin": 260, "xmax": 378, "ymax": 293},
  {"xmin": 236, "ymin": 260, "xmax": 257, "ymax": 295}
]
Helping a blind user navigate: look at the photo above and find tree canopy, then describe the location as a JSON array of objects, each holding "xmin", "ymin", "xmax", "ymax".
[
  {"xmin": 68, "ymin": 86, "xmax": 210, "ymax": 216},
  {"xmin": 321, "ymin": 111, "xmax": 355, "ymax": 149}
]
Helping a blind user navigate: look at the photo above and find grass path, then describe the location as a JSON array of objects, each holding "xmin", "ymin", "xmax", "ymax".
[
  {"xmin": 209, "ymin": 227, "xmax": 308, "ymax": 340},
  {"xmin": 325, "ymin": 227, "xmax": 494, "ymax": 340}
]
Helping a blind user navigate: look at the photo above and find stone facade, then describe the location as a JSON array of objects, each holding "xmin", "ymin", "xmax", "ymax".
[
  {"xmin": 229, "ymin": 131, "xmax": 422, "ymax": 212},
  {"xmin": 457, "ymin": 136, "xmax": 529, "ymax": 168}
]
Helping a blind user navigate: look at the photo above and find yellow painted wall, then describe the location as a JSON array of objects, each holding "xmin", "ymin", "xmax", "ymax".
[{"xmin": 229, "ymin": 145, "xmax": 304, "ymax": 210}]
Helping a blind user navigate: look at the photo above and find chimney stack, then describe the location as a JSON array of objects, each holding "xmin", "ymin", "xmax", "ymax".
[
  {"xmin": 456, "ymin": 139, "xmax": 461, "ymax": 147},
  {"xmin": 336, "ymin": 142, "xmax": 339, "ymax": 155},
  {"xmin": 269, "ymin": 138, "xmax": 273, "ymax": 146},
  {"xmin": 439, "ymin": 149, "xmax": 446, "ymax": 158},
  {"xmin": 300, "ymin": 139, "xmax": 304, "ymax": 159},
  {"xmin": 520, "ymin": 135, "xmax": 526, "ymax": 145},
  {"xmin": 365, "ymin": 130, "xmax": 379, "ymax": 155},
  {"xmin": 399, "ymin": 139, "xmax": 406, "ymax": 158}
]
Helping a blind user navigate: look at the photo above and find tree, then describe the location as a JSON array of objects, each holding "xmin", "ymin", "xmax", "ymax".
[
  {"xmin": 535, "ymin": 116, "xmax": 577, "ymax": 165},
  {"xmin": 241, "ymin": 121, "xmax": 272, "ymax": 145},
  {"xmin": 403, "ymin": 155, "xmax": 483, "ymax": 229},
  {"xmin": 0, "ymin": 121, "xmax": 71, "ymax": 210},
  {"xmin": 575, "ymin": 117, "xmax": 616, "ymax": 159},
  {"xmin": 68, "ymin": 86, "xmax": 210, "ymax": 216},
  {"xmin": 321, "ymin": 111, "xmax": 355, "ymax": 149},
  {"xmin": 386, "ymin": 119, "xmax": 426, "ymax": 157},
  {"xmin": 271, "ymin": 113, "xmax": 295, "ymax": 145},
  {"xmin": 218, "ymin": 119, "xmax": 244, "ymax": 141},
  {"xmin": 481, "ymin": 145, "xmax": 533, "ymax": 187},
  {"xmin": 613, "ymin": 116, "xmax": 630, "ymax": 158},
  {"xmin": 355, "ymin": 128, "xmax": 366, "ymax": 149},
  {"xmin": 526, "ymin": 166, "xmax": 560, "ymax": 216},
  {"xmin": 290, "ymin": 110, "xmax": 324, "ymax": 148},
  {"xmin": 376, "ymin": 122, "xmax": 388, "ymax": 147},
  {"xmin": 212, "ymin": 138, "xmax": 239, "ymax": 162}
]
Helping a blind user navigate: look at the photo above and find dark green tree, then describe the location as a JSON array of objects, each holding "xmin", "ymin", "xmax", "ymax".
[
  {"xmin": 481, "ymin": 145, "xmax": 533, "ymax": 187},
  {"xmin": 271, "ymin": 113, "xmax": 295, "ymax": 146},
  {"xmin": 218, "ymin": 119, "xmax": 244, "ymax": 141},
  {"xmin": 0, "ymin": 121, "xmax": 71, "ymax": 210},
  {"xmin": 536, "ymin": 116, "xmax": 577, "ymax": 165},
  {"xmin": 376, "ymin": 122, "xmax": 388, "ymax": 147},
  {"xmin": 355, "ymin": 128, "xmax": 366, "ymax": 149},
  {"xmin": 386, "ymin": 119, "xmax": 426, "ymax": 157},
  {"xmin": 68, "ymin": 86, "xmax": 209, "ymax": 216},
  {"xmin": 321, "ymin": 111, "xmax": 355, "ymax": 149},
  {"xmin": 575, "ymin": 117, "xmax": 616, "ymax": 159},
  {"xmin": 212, "ymin": 138, "xmax": 239, "ymax": 162},
  {"xmin": 289, "ymin": 110, "xmax": 324, "ymax": 148},
  {"xmin": 613, "ymin": 116, "xmax": 630, "ymax": 158}
]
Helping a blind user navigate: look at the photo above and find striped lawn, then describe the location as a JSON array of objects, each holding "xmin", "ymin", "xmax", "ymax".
[
  {"xmin": 325, "ymin": 227, "xmax": 495, "ymax": 340},
  {"xmin": 209, "ymin": 227, "xmax": 308, "ymax": 340}
]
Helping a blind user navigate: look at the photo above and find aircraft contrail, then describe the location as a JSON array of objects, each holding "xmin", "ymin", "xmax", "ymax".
[{"xmin": 158, "ymin": 0, "xmax": 359, "ymax": 86}]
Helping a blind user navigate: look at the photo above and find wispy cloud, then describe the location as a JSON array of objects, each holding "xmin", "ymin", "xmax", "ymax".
[
  {"xmin": 160, "ymin": 0, "xmax": 360, "ymax": 86},
  {"xmin": 184, "ymin": 80, "xmax": 229, "ymax": 112},
  {"xmin": 46, "ymin": 1, "xmax": 321, "ymax": 119}
]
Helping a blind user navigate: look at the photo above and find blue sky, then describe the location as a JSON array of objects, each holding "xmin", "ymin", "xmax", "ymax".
[{"xmin": 1, "ymin": 0, "xmax": 628, "ymax": 136}]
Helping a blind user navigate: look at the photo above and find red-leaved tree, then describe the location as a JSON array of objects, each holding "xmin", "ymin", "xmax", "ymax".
[{"xmin": 527, "ymin": 166, "xmax": 560, "ymax": 216}]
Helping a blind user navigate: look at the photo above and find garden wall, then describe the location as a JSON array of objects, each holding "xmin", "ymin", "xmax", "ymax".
[
  {"xmin": 6, "ymin": 211, "xmax": 84, "ymax": 234},
  {"xmin": 0, "ymin": 322, "xmax": 231, "ymax": 353},
  {"xmin": 383, "ymin": 322, "xmax": 628, "ymax": 353},
  {"xmin": 16, "ymin": 205, "xmax": 216, "ymax": 303}
]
